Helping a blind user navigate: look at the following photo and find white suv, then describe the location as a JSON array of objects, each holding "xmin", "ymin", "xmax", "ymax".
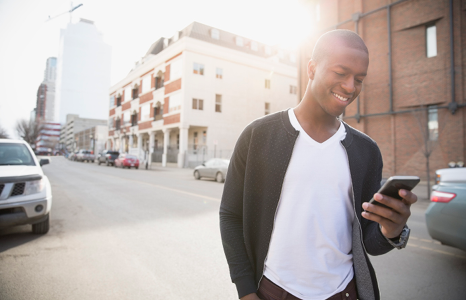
[{"xmin": 0, "ymin": 139, "xmax": 52, "ymax": 234}]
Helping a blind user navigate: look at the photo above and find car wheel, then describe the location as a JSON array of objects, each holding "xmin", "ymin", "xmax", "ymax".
[
  {"xmin": 194, "ymin": 170, "xmax": 201, "ymax": 180},
  {"xmin": 106, "ymin": 161, "xmax": 110, "ymax": 166},
  {"xmin": 98, "ymin": 160, "xmax": 101, "ymax": 165},
  {"xmin": 135, "ymin": 166, "xmax": 139, "ymax": 169},
  {"xmin": 216, "ymin": 172, "xmax": 224, "ymax": 183},
  {"xmin": 32, "ymin": 214, "xmax": 50, "ymax": 234}
]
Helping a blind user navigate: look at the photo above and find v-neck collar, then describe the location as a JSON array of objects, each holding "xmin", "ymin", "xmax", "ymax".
[{"xmin": 288, "ymin": 108, "xmax": 345, "ymax": 148}]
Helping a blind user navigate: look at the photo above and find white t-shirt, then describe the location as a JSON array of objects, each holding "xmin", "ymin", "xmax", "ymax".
[{"xmin": 263, "ymin": 109, "xmax": 354, "ymax": 300}]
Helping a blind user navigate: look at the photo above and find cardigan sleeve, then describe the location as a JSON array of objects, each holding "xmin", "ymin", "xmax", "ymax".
[
  {"xmin": 219, "ymin": 126, "xmax": 257, "ymax": 298},
  {"xmin": 361, "ymin": 147, "xmax": 395, "ymax": 256}
]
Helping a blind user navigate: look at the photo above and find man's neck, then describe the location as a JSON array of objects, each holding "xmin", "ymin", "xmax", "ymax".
[{"xmin": 293, "ymin": 101, "xmax": 341, "ymax": 143}]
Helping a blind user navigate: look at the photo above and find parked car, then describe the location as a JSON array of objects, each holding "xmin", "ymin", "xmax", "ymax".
[
  {"xmin": 76, "ymin": 149, "xmax": 95, "ymax": 162},
  {"xmin": 68, "ymin": 151, "xmax": 78, "ymax": 161},
  {"xmin": 0, "ymin": 139, "xmax": 52, "ymax": 234},
  {"xmin": 97, "ymin": 150, "xmax": 119, "ymax": 166},
  {"xmin": 114, "ymin": 154, "xmax": 139, "ymax": 169},
  {"xmin": 193, "ymin": 158, "xmax": 229, "ymax": 183},
  {"xmin": 425, "ymin": 168, "xmax": 466, "ymax": 251}
]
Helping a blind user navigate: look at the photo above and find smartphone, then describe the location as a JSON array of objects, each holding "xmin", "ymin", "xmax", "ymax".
[{"xmin": 368, "ymin": 176, "xmax": 420, "ymax": 209}]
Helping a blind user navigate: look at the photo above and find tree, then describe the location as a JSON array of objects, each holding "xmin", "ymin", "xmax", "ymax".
[
  {"xmin": 0, "ymin": 126, "xmax": 9, "ymax": 139},
  {"xmin": 15, "ymin": 119, "xmax": 43, "ymax": 147},
  {"xmin": 410, "ymin": 105, "xmax": 446, "ymax": 199}
]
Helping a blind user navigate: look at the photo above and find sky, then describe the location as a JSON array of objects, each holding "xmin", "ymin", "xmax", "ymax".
[{"xmin": 0, "ymin": 0, "xmax": 316, "ymax": 138}]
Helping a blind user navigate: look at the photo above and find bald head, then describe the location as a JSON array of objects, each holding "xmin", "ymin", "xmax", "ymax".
[{"xmin": 311, "ymin": 30, "xmax": 368, "ymax": 64}]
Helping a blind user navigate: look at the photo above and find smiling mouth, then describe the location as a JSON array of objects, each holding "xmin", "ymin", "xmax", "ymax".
[{"xmin": 332, "ymin": 92, "xmax": 350, "ymax": 102}]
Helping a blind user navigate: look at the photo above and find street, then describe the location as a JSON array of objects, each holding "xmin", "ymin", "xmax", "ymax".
[{"xmin": 1, "ymin": 157, "xmax": 465, "ymax": 300}]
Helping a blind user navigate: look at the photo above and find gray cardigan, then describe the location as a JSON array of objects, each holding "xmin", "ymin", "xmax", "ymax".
[{"xmin": 219, "ymin": 110, "xmax": 394, "ymax": 300}]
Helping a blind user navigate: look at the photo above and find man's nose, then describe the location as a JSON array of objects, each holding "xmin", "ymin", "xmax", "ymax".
[{"xmin": 341, "ymin": 77, "xmax": 356, "ymax": 94}]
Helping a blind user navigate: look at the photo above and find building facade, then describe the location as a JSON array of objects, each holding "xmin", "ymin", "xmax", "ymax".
[
  {"xmin": 108, "ymin": 22, "xmax": 298, "ymax": 168},
  {"xmin": 298, "ymin": 0, "xmax": 465, "ymax": 181},
  {"xmin": 74, "ymin": 125, "xmax": 108, "ymax": 155},
  {"xmin": 60, "ymin": 114, "xmax": 107, "ymax": 153},
  {"xmin": 55, "ymin": 19, "xmax": 111, "ymax": 125},
  {"xmin": 35, "ymin": 57, "xmax": 57, "ymax": 123}
]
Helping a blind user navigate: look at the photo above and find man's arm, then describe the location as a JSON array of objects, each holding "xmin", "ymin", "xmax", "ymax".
[
  {"xmin": 220, "ymin": 126, "xmax": 258, "ymax": 299},
  {"xmin": 360, "ymin": 150, "xmax": 417, "ymax": 255}
]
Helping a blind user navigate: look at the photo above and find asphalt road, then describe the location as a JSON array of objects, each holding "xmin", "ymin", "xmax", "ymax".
[{"xmin": 1, "ymin": 157, "xmax": 465, "ymax": 300}]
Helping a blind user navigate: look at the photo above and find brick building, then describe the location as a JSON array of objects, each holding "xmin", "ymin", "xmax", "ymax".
[{"xmin": 298, "ymin": 0, "xmax": 465, "ymax": 182}]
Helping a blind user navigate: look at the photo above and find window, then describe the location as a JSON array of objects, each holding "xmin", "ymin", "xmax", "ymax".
[
  {"xmin": 211, "ymin": 29, "xmax": 220, "ymax": 40},
  {"xmin": 193, "ymin": 63, "xmax": 204, "ymax": 75},
  {"xmin": 171, "ymin": 59, "xmax": 182, "ymax": 80},
  {"xmin": 265, "ymin": 102, "xmax": 270, "ymax": 115},
  {"xmin": 426, "ymin": 25, "xmax": 437, "ymax": 58},
  {"xmin": 169, "ymin": 93, "xmax": 182, "ymax": 112},
  {"xmin": 193, "ymin": 132, "xmax": 198, "ymax": 150},
  {"xmin": 109, "ymin": 95, "xmax": 115, "ymax": 108},
  {"xmin": 141, "ymin": 76, "xmax": 152, "ymax": 94},
  {"xmin": 116, "ymin": 95, "xmax": 122, "ymax": 107},
  {"xmin": 215, "ymin": 94, "xmax": 222, "ymax": 113},
  {"xmin": 124, "ymin": 87, "xmax": 132, "ymax": 102},
  {"xmin": 216, "ymin": 68, "xmax": 223, "ymax": 79},
  {"xmin": 278, "ymin": 50, "xmax": 284, "ymax": 59},
  {"xmin": 132, "ymin": 86, "xmax": 139, "ymax": 99},
  {"xmin": 131, "ymin": 112, "xmax": 138, "ymax": 126},
  {"xmin": 108, "ymin": 117, "xmax": 114, "ymax": 130},
  {"xmin": 141, "ymin": 103, "xmax": 150, "ymax": 120},
  {"xmin": 236, "ymin": 36, "xmax": 244, "ymax": 47},
  {"xmin": 251, "ymin": 41, "xmax": 258, "ymax": 51},
  {"xmin": 123, "ymin": 111, "xmax": 130, "ymax": 125},
  {"xmin": 265, "ymin": 46, "xmax": 272, "ymax": 55},
  {"xmin": 202, "ymin": 131, "xmax": 206, "ymax": 144},
  {"xmin": 115, "ymin": 118, "xmax": 121, "ymax": 130},
  {"xmin": 265, "ymin": 79, "xmax": 271, "ymax": 89},
  {"xmin": 428, "ymin": 106, "xmax": 438, "ymax": 141},
  {"xmin": 290, "ymin": 85, "xmax": 297, "ymax": 94},
  {"xmin": 192, "ymin": 98, "xmax": 204, "ymax": 110}
]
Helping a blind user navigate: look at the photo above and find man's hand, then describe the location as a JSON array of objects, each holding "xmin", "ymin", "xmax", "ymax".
[
  {"xmin": 240, "ymin": 293, "xmax": 262, "ymax": 300},
  {"xmin": 361, "ymin": 189, "xmax": 417, "ymax": 238}
]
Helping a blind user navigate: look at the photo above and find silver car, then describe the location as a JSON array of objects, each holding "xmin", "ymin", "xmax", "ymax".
[{"xmin": 193, "ymin": 158, "xmax": 229, "ymax": 183}]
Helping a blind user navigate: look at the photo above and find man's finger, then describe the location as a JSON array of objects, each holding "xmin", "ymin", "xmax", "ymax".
[
  {"xmin": 399, "ymin": 189, "xmax": 418, "ymax": 205},
  {"xmin": 362, "ymin": 203, "xmax": 403, "ymax": 223}
]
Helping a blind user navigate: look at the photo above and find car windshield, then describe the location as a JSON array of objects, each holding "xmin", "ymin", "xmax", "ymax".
[
  {"xmin": 0, "ymin": 143, "xmax": 36, "ymax": 166},
  {"xmin": 126, "ymin": 155, "xmax": 137, "ymax": 159},
  {"xmin": 109, "ymin": 151, "xmax": 119, "ymax": 155}
]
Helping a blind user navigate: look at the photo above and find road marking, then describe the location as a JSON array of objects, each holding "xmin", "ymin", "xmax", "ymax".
[
  {"xmin": 103, "ymin": 173, "xmax": 221, "ymax": 202},
  {"xmin": 409, "ymin": 243, "xmax": 466, "ymax": 259}
]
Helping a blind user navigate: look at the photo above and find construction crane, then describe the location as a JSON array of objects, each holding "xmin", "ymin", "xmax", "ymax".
[{"xmin": 46, "ymin": 3, "xmax": 83, "ymax": 23}]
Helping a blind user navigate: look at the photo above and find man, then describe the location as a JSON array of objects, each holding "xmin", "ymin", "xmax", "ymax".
[{"xmin": 220, "ymin": 30, "xmax": 417, "ymax": 300}]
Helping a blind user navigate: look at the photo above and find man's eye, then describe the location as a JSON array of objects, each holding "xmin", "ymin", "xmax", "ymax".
[{"xmin": 335, "ymin": 72, "xmax": 344, "ymax": 76}]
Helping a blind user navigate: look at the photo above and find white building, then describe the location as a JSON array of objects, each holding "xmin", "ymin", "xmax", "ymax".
[
  {"xmin": 55, "ymin": 19, "xmax": 111, "ymax": 125},
  {"xmin": 108, "ymin": 22, "xmax": 298, "ymax": 168},
  {"xmin": 60, "ymin": 114, "xmax": 107, "ymax": 152}
]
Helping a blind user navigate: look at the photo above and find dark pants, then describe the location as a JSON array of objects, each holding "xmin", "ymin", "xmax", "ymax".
[{"xmin": 257, "ymin": 276, "xmax": 359, "ymax": 300}]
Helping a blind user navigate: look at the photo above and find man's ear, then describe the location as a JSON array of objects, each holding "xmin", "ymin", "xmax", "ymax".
[{"xmin": 307, "ymin": 59, "xmax": 317, "ymax": 80}]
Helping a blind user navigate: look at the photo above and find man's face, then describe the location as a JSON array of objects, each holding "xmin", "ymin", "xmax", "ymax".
[{"xmin": 308, "ymin": 41, "xmax": 369, "ymax": 118}]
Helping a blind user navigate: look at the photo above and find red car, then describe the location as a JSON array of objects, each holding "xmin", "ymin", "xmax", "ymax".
[{"xmin": 114, "ymin": 154, "xmax": 139, "ymax": 169}]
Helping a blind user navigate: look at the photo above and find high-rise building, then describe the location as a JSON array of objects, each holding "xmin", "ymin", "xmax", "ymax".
[
  {"xmin": 55, "ymin": 19, "xmax": 111, "ymax": 125},
  {"xmin": 35, "ymin": 57, "xmax": 57, "ymax": 122}
]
